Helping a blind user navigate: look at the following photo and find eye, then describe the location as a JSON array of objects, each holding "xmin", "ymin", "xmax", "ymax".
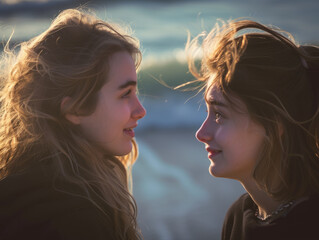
[
  {"xmin": 214, "ymin": 111, "xmax": 224, "ymax": 123},
  {"xmin": 215, "ymin": 112, "xmax": 221, "ymax": 119},
  {"xmin": 121, "ymin": 89, "xmax": 132, "ymax": 98}
]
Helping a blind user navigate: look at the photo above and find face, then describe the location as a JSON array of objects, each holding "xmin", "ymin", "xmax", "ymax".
[
  {"xmin": 196, "ymin": 85, "xmax": 265, "ymax": 182},
  {"xmin": 77, "ymin": 51, "xmax": 146, "ymax": 156}
]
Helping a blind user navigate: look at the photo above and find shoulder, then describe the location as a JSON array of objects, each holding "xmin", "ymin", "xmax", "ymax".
[
  {"xmin": 1, "ymin": 196, "xmax": 115, "ymax": 239},
  {"xmin": 48, "ymin": 204, "xmax": 115, "ymax": 239},
  {"xmin": 245, "ymin": 195, "xmax": 319, "ymax": 240},
  {"xmin": 280, "ymin": 194, "xmax": 319, "ymax": 227},
  {"xmin": 0, "ymin": 164, "xmax": 116, "ymax": 239},
  {"xmin": 225, "ymin": 193, "xmax": 252, "ymax": 219},
  {"xmin": 222, "ymin": 193, "xmax": 254, "ymax": 240}
]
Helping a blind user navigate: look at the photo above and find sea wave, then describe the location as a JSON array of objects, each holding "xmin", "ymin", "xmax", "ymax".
[
  {"xmin": 136, "ymin": 94, "xmax": 206, "ymax": 131},
  {"xmin": 135, "ymin": 58, "xmax": 206, "ymax": 130}
]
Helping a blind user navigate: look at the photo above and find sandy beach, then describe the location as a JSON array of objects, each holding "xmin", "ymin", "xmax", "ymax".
[{"xmin": 133, "ymin": 127, "xmax": 245, "ymax": 240}]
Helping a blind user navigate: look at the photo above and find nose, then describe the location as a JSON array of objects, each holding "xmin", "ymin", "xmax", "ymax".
[
  {"xmin": 132, "ymin": 97, "xmax": 146, "ymax": 120},
  {"xmin": 196, "ymin": 118, "xmax": 213, "ymax": 143}
]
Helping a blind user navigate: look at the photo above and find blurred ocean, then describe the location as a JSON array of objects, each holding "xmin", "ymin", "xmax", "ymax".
[
  {"xmin": 1, "ymin": 0, "xmax": 318, "ymax": 130},
  {"xmin": 1, "ymin": 0, "xmax": 318, "ymax": 239}
]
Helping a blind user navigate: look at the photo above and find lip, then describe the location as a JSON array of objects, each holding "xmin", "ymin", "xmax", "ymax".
[
  {"xmin": 206, "ymin": 147, "xmax": 222, "ymax": 159},
  {"xmin": 123, "ymin": 124, "xmax": 138, "ymax": 138}
]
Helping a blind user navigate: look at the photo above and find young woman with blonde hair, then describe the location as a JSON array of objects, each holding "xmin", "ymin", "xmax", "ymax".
[
  {"xmin": 0, "ymin": 9, "xmax": 145, "ymax": 240},
  {"xmin": 185, "ymin": 20, "xmax": 319, "ymax": 239}
]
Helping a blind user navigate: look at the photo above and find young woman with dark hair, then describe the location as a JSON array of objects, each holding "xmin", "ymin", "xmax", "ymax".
[{"xmin": 185, "ymin": 20, "xmax": 319, "ymax": 240}]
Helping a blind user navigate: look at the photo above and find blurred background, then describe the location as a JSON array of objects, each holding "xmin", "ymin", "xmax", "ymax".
[{"xmin": 1, "ymin": 0, "xmax": 318, "ymax": 239}]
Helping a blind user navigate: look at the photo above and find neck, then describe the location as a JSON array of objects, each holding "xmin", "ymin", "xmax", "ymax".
[{"xmin": 240, "ymin": 179, "xmax": 282, "ymax": 219}]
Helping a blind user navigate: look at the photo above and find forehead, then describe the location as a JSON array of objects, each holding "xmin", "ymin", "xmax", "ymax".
[
  {"xmin": 205, "ymin": 84, "xmax": 248, "ymax": 113},
  {"xmin": 205, "ymin": 75, "xmax": 223, "ymax": 100},
  {"xmin": 108, "ymin": 53, "xmax": 135, "ymax": 86},
  {"xmin": 205, "ymin": 84, "xmax": 225, "ymax": 103}
]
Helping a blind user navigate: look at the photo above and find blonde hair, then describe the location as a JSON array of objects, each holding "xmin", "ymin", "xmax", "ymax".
[
  {"xmin": 0, "ymin": 9, "xmax": 142, "ymax": 239},
  {"xmin": 185, "ymin": 19, "xmax": 319, "ymax": 201}
]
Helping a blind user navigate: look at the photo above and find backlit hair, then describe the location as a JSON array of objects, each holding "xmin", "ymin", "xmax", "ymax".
[
  {"xmin": 186, "ymin": 19, "xmax": 319, "ymax": 201},
  {"xmin": 0, "ymin": 8, "xmax": 142, "ymax": 239}
]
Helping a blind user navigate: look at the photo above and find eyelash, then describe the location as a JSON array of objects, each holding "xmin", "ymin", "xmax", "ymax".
[
  {"xmin": 206, "ymin": 108, "xmax": 224, "ymax": 123},
  {"xmin": 214, "ymin": 111, "xmax": 223, "ymax": 122},
  {"xmin": 121, "ymin": 89, "xmax": 132, "ymax": 98}
]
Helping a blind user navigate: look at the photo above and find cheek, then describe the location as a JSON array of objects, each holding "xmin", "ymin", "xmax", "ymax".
[
  {"xmin": 113, "ymin": 104, "xmax": 131, "ymax": 121},
  {"xmin": 233, "ymin": 131, "xmax": 265, "ymax": 165},
  {"xmin": 103, "ymin": 104, "xmax": 132, "ymax": 132},
  {"xmin": 216, "ymin": 127, "xmax": 256, "ymax": 157},
  {"xmin": 215, "ymin": 126, "xmax": 237, "ymax": 145}
]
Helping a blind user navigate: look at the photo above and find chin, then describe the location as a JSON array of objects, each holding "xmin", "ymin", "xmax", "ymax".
[
  {"xmin": 209, "ymin": 165, "xmax": 224, "ymax": 178},
  {"xmin": 115, "ymin": 144, "xmax": 133, "ymax": 156},
  {"xmin": 209, "ymin": 165, "xmax": 216, "ymax": 177},
  {"xmin": 101, "ymin": 142, "xmax": 133, "ymax": 157}
]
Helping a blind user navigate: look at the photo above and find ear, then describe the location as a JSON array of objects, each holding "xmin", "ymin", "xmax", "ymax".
[{"xmin": 61, "ymin": 97, "xmax": 81, "ymax": 125}]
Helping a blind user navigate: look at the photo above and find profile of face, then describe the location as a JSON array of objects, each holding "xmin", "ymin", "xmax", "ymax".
[
  {"xmin": 196, "ymin": 85, "xmax": 265, "ymax": 182},
  {"xmin": 67, "ymin": 51, "xmax": 146, "ymax": 156}
]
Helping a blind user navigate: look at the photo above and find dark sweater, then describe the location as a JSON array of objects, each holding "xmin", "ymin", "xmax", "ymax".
[
  {"xmin": 0, "ymin": 163, "xmax": 115, "ymax": 240},
  {"xmin": 222, "ymin": 193, "xmax": 319, "ymax": 240}
]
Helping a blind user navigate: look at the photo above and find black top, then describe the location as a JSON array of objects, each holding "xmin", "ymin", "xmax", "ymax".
[
  {"xmin": 0, "ymin": 162, "xmax": 115, "ymax": 240},
  {"xmin": 222, "ymin": 193, "xmax": 319, "ymax": 240}
]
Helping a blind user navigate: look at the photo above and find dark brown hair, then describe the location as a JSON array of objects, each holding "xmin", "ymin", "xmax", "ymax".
[{"xmin": 186, "ymin": 19, "xmax": 319, "ymax": 201}]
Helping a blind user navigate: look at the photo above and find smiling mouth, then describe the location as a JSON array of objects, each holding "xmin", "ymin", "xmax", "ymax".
[
  {"xmin": 206, "ymin": 148, "xmax": 222, "ymax": 158},
  {"xmin": 124, "ymin": 128, "xmax": 135, "ymax": 138},
  {"xmin": 209, "ymin": 151, "xmax": 222, "ymax": 157}
]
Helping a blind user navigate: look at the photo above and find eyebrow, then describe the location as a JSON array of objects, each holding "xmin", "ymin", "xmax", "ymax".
[
  {"xmin": 118, "ymin": 80, "xmax": 137, "ymax": 90},
  {"xmin": 206, "ymin": 98, "xmax": 228, "ymax": 108}
]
